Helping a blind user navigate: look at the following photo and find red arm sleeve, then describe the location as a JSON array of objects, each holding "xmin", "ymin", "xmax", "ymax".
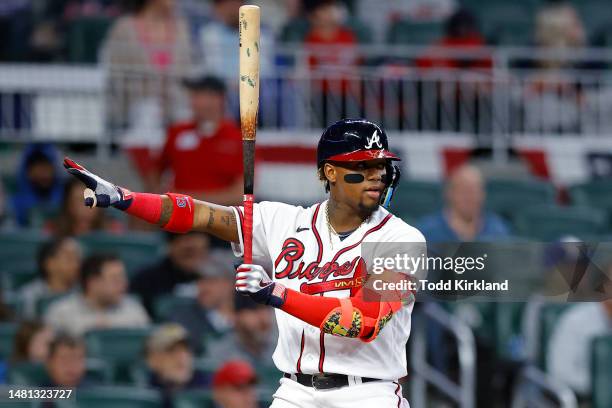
[{"xmin": 279, "ymin": 286, "xmax": 402, "ymax": 342}]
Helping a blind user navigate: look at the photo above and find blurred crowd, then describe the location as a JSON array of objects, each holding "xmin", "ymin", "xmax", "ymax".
[
  {"xmin": 1, "ymin": 0, "xmax": 609, "ymax": 133},
  {"xmin": 0, "ymin": 0, "xmax": 611, "ymax": 406},
  {"xmin": 0, "ymin": 143, "xmax": 611, "ymax": 405}
]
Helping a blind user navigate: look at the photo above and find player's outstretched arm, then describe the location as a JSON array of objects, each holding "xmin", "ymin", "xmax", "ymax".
[{"xmin": 63, "ymin": 157, "xmax": 239, "ymax": 242}]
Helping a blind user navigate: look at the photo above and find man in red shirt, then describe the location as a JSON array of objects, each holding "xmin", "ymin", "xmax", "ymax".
[
  {"xmin": 154, "ymin": 75, "xmax": 243, "ymax": 205},
  {"xmin": 302, "ymin": 0, "xmax": 359, "ymax": 127}
]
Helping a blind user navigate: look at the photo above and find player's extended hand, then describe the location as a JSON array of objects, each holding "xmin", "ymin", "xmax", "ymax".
[
  {"xmin": 235, "ymin": 264, "xmax": 286, "ymax": 308},
  {"xmin": 63, "ymin": 157, "xmax": 132, "ymax": 209}
]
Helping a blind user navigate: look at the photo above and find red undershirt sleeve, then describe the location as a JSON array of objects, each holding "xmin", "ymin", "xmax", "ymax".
[{"xmin": 279, "ymin": 287, "xmax": 399, "ymax": 341}]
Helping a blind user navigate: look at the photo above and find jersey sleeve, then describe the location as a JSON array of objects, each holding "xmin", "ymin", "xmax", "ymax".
[{"xmin": 230, "ymin": 201, "xmax": 301, "ymax": 263}]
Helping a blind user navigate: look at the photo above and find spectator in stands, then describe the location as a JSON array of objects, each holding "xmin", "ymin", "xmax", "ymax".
[
  {"xmin": 415, "ymin": 8, "xmax": 492, "ymax": 70},
  {"xmin": 170, "ymin": 257, "xmax": 235, "ymax": 353},
  {"xmin": 535, "ymin": 0, "xmax": 585, "ymax": 66},
  {"xmin": 47, "ymin": 178, "xmax": 123, "ymax": 237},
  {"xmin": 151, "ymin": 75, "xmax": 243, "ymax": 203},
  {"xmin": 197, "ymin": 0, "xmax": 274, "ymax": 80},
  {"xmin": 0, "ymin": 0, "xmax": 35, "ymax": 61},
  {"xmin": 45, "ymin": 253, "xmax": 150, "ymax": 336},
  {"xmin": 130, "ymin": 232, "xmax": 210, "ymax": 314},
  {"xmin": 547, "ymin": 277, "xmax": 612, "ymax": 395},
  {"xmin": 212, "ymin": 360, "xmax": 259, "ymax": 408},
  {"xmin": 205, "ymin": 293, "xmax": 276, "ymax": 370},
  {"xmin": 102, "ymin": 0, "xmax": 192, "ymax": 129},
  {"xmin": 44, "ymin": 334, "xmax": 87, "ymax": 387},
  {"xmin": 11, "ymin": 143, "xmax": 64, "ymax": 227},
  {"xmin": 302, "ymin": 0, "xmax": 359, "ymax": 126},
  {"xmin": 145, "ymin": 323, "xmax": 210, "ymax": 407},
  {"xmin": 417, "ymin": 164, "xmax": 510, "ymax": 242},
  {"xmin": 11, "ymin": 320, "xmax": 54, "ymax": 364},
  {"xmin": 19, "ymin": 237, "xmax": 82, "ymax": 318}
]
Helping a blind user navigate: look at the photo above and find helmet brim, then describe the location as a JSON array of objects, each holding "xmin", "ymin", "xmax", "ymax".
[{"xmin": 325, "ymin": 149, "xmax": 401, "ymax": 162}]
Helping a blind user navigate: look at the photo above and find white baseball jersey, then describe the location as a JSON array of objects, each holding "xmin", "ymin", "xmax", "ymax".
[{"xmin": 231, "ymin": 200, "xmax": 426, "ymax": 380}]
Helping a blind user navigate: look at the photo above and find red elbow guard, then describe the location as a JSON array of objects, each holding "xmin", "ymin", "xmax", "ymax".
[{"xmin": 162, "ymin": 193, "xmax": 195, "ymax": 233}]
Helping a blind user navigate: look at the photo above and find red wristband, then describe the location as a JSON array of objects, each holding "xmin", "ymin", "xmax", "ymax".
[
  {"xmin": 163, "ymin": 193, "xmax": 195, "ymax": 233},
  {"xmin": 123, "ymin": 191, "xmax": 162, "ymax": 224}
]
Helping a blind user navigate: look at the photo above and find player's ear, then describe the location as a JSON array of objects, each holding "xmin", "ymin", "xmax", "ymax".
[{"xmin": 323, "ymin": 162, "xmax": 337, "ymax": 184}]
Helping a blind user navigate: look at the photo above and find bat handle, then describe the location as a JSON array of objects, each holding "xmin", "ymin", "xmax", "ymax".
[{"xmin": 243, "ymin": 194, "xmax": 254, "ymax": 264}]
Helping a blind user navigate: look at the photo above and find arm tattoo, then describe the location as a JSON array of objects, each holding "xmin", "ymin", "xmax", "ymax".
[
  {"xmin": 159, "ymin": 196, "xmax": 173, "ymax": 226},
  {"xmin": 207, "ymin": 208, "xmax": 216, "ymax": 228},
  {"xmin": 221, "ymin": 213, "xmax": 233, "ymax": 226}
]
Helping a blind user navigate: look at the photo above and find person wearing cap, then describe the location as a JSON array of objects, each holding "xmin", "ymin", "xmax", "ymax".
[
  {"xmin": 146, "ymin": 323, "xmax": 210, "ymax": 407},
  {"xmin": 204, "ymin": 294, "xmax": 276, "ymax": 373},
  {"xmin": 150, "ymin": 74, "xmax": 243, "ymax": 204},
  {"xmin": 169, "ymin": 255, "xmax": 235, "ymax": 354},
  {"xmin": 212, "ymin": 360, "xmax": 259, "ymax": 408}
]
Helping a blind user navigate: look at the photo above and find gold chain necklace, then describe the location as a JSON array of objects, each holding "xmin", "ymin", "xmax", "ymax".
[{"xmin": 325, "ymin": 202, "xmax": 370, "ymax": 249}]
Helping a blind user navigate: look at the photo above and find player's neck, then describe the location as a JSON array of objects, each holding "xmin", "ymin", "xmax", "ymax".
[{"xmin": 327, "ymin": 198, "xmax": 369, "ymax": 233}]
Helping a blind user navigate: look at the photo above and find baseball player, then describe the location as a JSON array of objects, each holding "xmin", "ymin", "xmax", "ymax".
[{"xmin": 64, "ymin": 118, "xmax": 426, "ymax": 407}]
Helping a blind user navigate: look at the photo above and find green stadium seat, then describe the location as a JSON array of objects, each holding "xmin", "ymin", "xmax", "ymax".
[
  {"xmin": 8, "ymin": 359, "xmax": 113, "ymax": 386},
  {"xmin": 279, "ymin": 18, "xmax": 309, "ymax": 43},
  {"xmin": 513, "ymin": 205, "xmax": 607, "ymax": 241},
  {"xmin": 346, "ymin": 17, "xmax": 373, "ymax": 44},
  {"xmin": 67, "ymin": 17, "xmax": 114, "ymax": 63},
  {"xmin": 35, "ymin": 293, "xmax": 69, "ymax": 318},
  {"xmin": 538, "ymin": 303, "xmax": 572, "ymax": 369},
  {"xmin": 591, "ymin": 334, "xmax": 612, "ymax": 408},
  {"xmin": 8, "ymin": 362, "xmax": 48, "ymax": 385},
  {"xmin": 4, "ymin": 267, "xmax": 38, "ymax": 292},
  {"xmin": 569, "ymin": 181, "xmax": 612, "ymax": 226},
  {"xmin": 1, "ymin": 174, "xmax": 17, "ymax": 194},
  {"xmin": 0, "ymin": 322, "xmax": 18, "ymax": 359},
  {"xmin": 0, "ymin": 230, "xmax": 47, "ymax": 275},
  {"xmin": 173, "ymin": 390, "xmax": 215, "ymax": 408},
  {"xmin": 85, "ymin": 328, "xmax": 151, "ymax": 382},
  {"xmin": 493, "ymin": 302, "xmax": 527, "ymax": 361},
  {"xmin": 152, "ymin": 295, "xmax": 194, "ymax": 322},
  {"xmin": 78, "ymin": 232, "xmax": 163, "ymax": 275},
  {"xmin": 386, "ymin": 19, "xmax": 443, "ymax": 46},
  {"xmin": 55, "ymin": 386, "xmax": 162, "ymax": 408},
  {"xmin": 573, "ymin": 0, "xmax": 612, "ymax": 39},
  {"xmin": 392, "ymin": 180, "xmax": 443, "ymax": 222},
  {"xmin": 485, "ymin": 179, "xmax": 556, "ymax": 222}
]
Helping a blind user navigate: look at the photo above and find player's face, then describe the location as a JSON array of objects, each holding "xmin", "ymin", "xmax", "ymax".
[{"xmin": 327, "ymin": 159, "xmax": 387, "ymax": 214}]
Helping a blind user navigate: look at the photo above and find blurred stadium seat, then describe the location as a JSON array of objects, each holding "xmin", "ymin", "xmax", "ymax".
[
  {"xmin": 173, "ymin": 390, "xmax": 215, "ymax": 408},
  {"xmin": 34, "ymin": 293, "xmax": 68, "ymax": 318},
  {"xmin": 66, "ymin": 17, "xmax": 114, "ymax": 63},
  {"xmin": 569, "ymin": 180, "xmax": 612, "ymax": 226},
  {"xmin": 78, "ymin": 232, "xmax": 163, "ymax": 276},
  {"xmin": 152, "ymin": 295, "xmax": 195, "ymax": 322},
  {"xmin": 591, "ymin": 334, "xmax": 612, "ymax": 408},
  {"xmin": 0, "ymin": 322, "xmax": 17, "ymax": 359},
  {"xmin": 55, "ymin": 386, "xmax": 162, "ymax": 408},
  {"xmin": 0, "ymin": 231, "xmax": 47, "ymax": 291},
  {"xmin": 538, "ymin": 303, "xmax": 572, "ymax": 369},
  {"xmin": 386, "ymin": 19, "xmax": 444, "ymax": 47},
  {"xmin": 485, "ymin": 179, "xmax": 556, "ymax": 222},
  {"xmin": 85, "ymin": 328, "xmax": 152, "ymax": 383},
  {"xmin": 392, "ymin": 180, "xmax": 443, "ymax": 222},
  {"xmin": 513, "ymin": 205, "xmax": 607, "ymax": 240}
]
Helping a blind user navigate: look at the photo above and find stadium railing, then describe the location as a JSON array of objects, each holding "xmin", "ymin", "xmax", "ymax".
[{"xmin": 1, "ymin": 45, "xmax": 612, "ymax": 157}]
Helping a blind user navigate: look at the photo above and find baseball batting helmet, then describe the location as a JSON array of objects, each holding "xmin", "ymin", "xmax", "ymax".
[{"xmin": 316, "ymin": 118, "xmax": 400, "ymax": 168}]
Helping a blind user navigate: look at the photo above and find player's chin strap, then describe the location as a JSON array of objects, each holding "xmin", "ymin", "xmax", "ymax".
[{"xmin": 380, "ymin": 164, "xmax": 401, "ymax": 209}]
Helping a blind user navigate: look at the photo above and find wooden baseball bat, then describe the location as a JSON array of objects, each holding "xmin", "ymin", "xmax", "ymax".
[{"xmin": 239, "ymin": 5, "xmax": 260, "ymax": 264}]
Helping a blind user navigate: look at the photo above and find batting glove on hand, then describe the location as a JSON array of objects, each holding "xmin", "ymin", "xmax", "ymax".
[
  {"xmin": 63, "ymin": 157, "xmax": 132, "ymax": 210},
  {"xmin": 236, "ymin": 264, "xmax": 286, "ymax": 308}
]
